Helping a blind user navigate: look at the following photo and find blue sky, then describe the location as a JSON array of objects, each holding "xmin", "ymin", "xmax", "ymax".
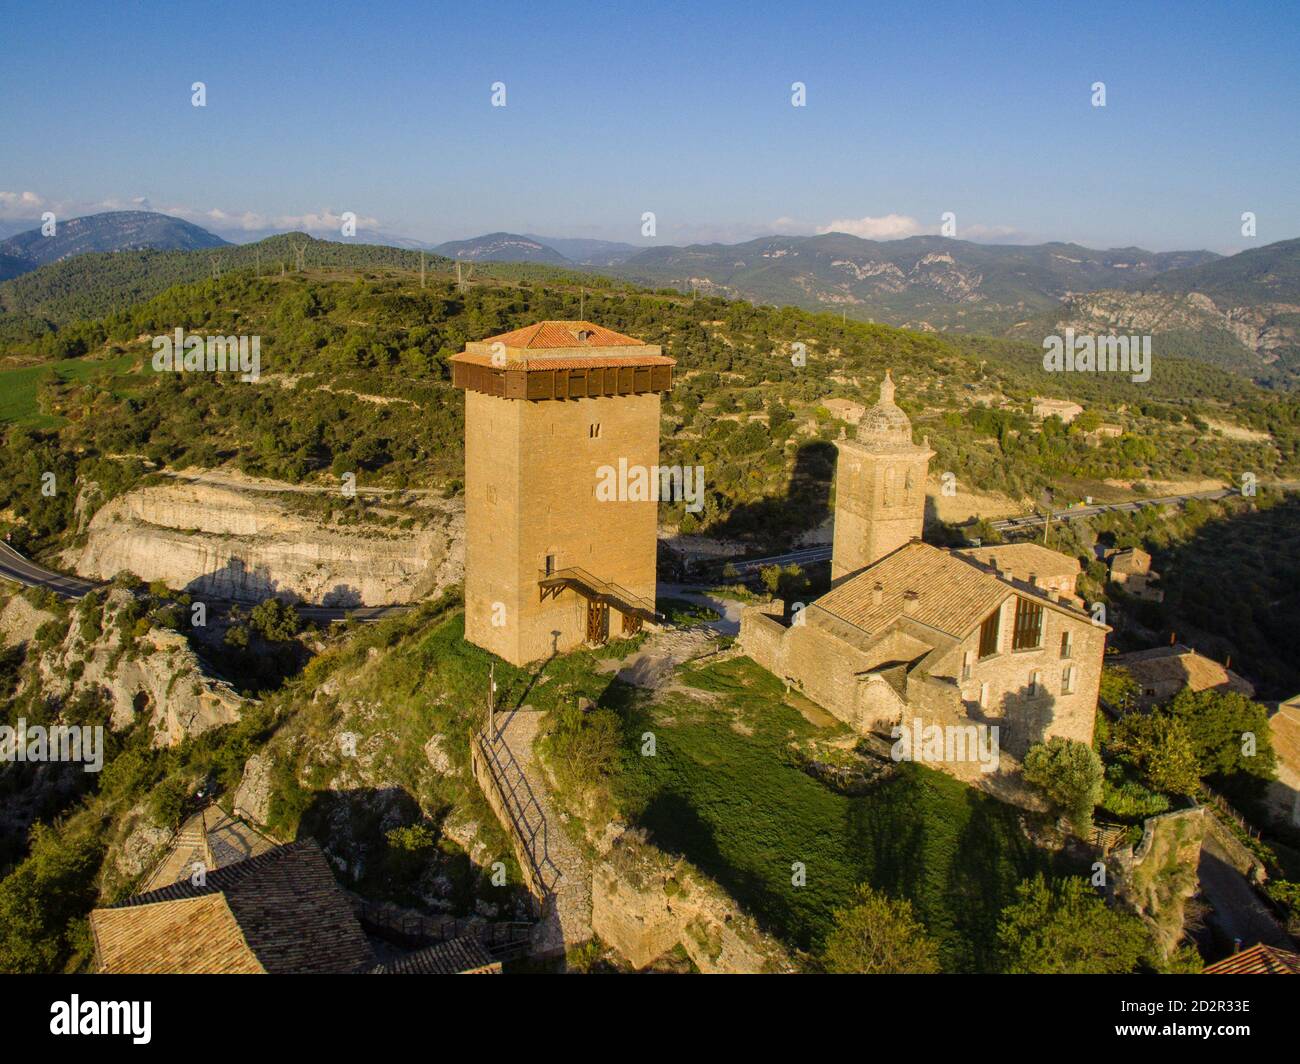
[{"xmin": 1, "ymin": 0, "xmax": 1296, "ymax": 251}]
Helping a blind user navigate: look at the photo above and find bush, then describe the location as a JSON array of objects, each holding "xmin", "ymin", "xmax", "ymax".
[
  {"xmin": 997, "ymin": 874, "xmax": 1148, "ymax": 974},
  {"xmin": 149, "ymin": 777, "xmax": 189, "ymax": 829},
  {"xmin": 1023, "ymin": 737, "xmax": 1103, "ymax": 835},
  {"xmin": 543, "ymin": 701, "xmax": 621, "ymax": 795},
  {"xmin": 1112, "ymin": 711, "xmax": 1201, "ymax": 797},
  {"xmin": 250, "ymin": 598, "xmax": 301, "ymax": 642},
  {"xmin": 821, "ymin": 884, "xmax": 941, "ymax": 973}
]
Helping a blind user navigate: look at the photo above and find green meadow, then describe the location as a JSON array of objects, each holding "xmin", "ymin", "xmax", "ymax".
[
  {"xmin": 0, "ymin": 355, "xmax": 139, "ymax": 427},
  {"xmin": 616, "ymin": 656, "xmax": 1084, "ymax": 970}
]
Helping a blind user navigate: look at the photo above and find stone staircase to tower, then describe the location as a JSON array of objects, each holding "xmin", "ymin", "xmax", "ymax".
[{"xmin": 471, "ymin": 709, "xmax": 592, "ymax": 958}]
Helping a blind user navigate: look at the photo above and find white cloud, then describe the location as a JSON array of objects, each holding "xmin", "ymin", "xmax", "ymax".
[
  {"xmin": 816, "ymin": 213, "xmax": 922, "ymax": 240},
  {"xmin": 0, "ymin": 190, "xmax": 46, "ymax": 219}
]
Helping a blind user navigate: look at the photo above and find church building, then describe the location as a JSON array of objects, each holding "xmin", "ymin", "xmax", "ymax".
[{"xmin": 740, "ymin": 373, "xmax": 1108, "ymax": 776}]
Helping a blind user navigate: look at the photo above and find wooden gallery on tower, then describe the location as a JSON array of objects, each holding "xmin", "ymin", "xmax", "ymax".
[{"xmin": 451, "ymin": 321, "xmax": 674, "ymax": 666}]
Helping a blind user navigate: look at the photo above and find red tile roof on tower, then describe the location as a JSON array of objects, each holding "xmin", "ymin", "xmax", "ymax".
[{"xmin": 482, "ymin": 320, "xmax": 646, "ymax": 350}]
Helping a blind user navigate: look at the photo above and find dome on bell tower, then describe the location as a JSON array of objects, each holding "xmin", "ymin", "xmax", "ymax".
[{"xmin": 856, "ymin": 370, "xmax": 915, "ymax": 449}]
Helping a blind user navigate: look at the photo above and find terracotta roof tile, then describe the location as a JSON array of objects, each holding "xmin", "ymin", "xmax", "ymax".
[
  {"xmin": 451, "ymin": 350, "xmax": 674, "ymax": 370},
  {"xmin": 815, "ymin": 541, "xmax": 1091, "ymax": 640},
  {"xmin": 1115, "ymin": 645, "xmax": 1255, "ymax": 697},
  {"xmin": 371, "ymin": 937, "xmax": 502, "ymax": 974},
  {"xmin": 958, "ymin": 543, "xmax": 1081, "ymax": 581},
  {"xmin": 91, "ymin": 839, "xmax": 376, "ymax": 974},
  {"xmin": 92, "ymin": 894, "xmax": 266, "ymax": 974},
  {"xmin": 1202, "ymin": 943, "xmax": 1300, "ymax": 974},
  {"xmin": 481, "ymin": 320, "xmax": 646, "ymax": 350},
  {"xmin": 816, "ymin": 542, "xmax": 1007, "ymax": 638}
]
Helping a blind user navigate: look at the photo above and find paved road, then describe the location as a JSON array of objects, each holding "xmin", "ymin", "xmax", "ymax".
[
  {"xmin": 0, "ymin": 540, "xmax": 409, "ymax": 624},
  {"xmin": 1197, "ymin": 834, "xmax": 1293, "ymax": 952},
  {"xmin": 698, "ymin": 482, "xmax": 1300, "ymax": 576},
  {"xmin": 0, "ymin": 540, "xmax": 100, "ymax": 599}
]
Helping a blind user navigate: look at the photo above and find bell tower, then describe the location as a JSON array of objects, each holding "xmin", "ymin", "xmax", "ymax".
[{"xmin": 831, "ymin": 370, "xmax": 933, "ymax": 582}]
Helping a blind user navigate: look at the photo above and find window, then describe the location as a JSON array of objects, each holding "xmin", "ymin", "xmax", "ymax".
[
  {"xmin": 589, "ymin": 423, "xmax": 601, "ymax": 439},
  {"xmin": 1062, "ymin": 665, "xmax": 1076, "ymax": 694},
  {"xmin": 961, "ymin": 651, "xmax": 972, "ymax": 680},
  {"xmin": 1012, "ymin": 597, "xmax": 1044, "ymax": 650},
  {"xmin": 1060, "ymin": 630, "xmax": 1073, "ymax": 659},
  {"xmin": 1028, "ymin": 670, "xmax": 1041, "ymax": 696},
  {"xmin": 978, "ymin": 610, "xmax": 1000, "ymax": 659},
  {"xmin": 544, "ymin": 554, "xmax": 556, "ymax": 576}
]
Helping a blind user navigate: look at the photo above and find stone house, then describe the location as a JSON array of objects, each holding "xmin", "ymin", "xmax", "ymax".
[
  {"xmin": 1266, "ymin": 696, "xmax": 1300, "ymax": 828},
  {"xmin": 1112, "ymin": 644, "xmax": 1255, "ymax": 710},
  {"xmin": 1032, "ymin": 397, "xmax": 1085, "ymax": 424},
  {"xmin": 1107, "ymin": 546, "xmax": 1162, "ymax": 601}
]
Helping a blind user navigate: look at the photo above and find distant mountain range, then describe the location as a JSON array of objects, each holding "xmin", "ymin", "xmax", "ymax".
[
  {"xmin": 431, "ymin": 232, "xmax": 641, "ymax": 266},
  {"xmin": 430, "ymin": 232, "xmax": 569, "ymax": 264},
  {"xmin": 607, "ymin": 233, "xmax": 1222, "ymax": 331},
  {"xmin": 2, "ymin": 210, "xmax": 1297, "ymax": 385},
  {"xmin": 0, "ymin": 211, "xmax": 228, "ymax": 281},
  {"xmin": 1010, "ymin": 237, "xmax": 1300, "ymax": 386}
]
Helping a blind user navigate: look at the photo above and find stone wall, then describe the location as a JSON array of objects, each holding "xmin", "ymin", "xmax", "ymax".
[
  {"xmin": 1110, "ymin": 807, "xmax": 1206, "ymax": 962},
  {"xmin": 470, "ymin": 732, "xmax": 547, "ymax": 902},
  {"xmin": 463, "ymin": 389, "xmax": 661, "ymax": 665}
]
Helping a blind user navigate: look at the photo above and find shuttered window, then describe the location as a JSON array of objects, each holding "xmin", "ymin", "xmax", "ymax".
[
  {"xmin": 978, "ymin": 610, "xmax": 1000, "ymax": 659},
  {"xmin": 1012, "ymin": 597, "xmax": 1044, "ymax": 650}
]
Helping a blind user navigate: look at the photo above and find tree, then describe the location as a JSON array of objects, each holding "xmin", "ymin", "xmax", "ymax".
[
  {"xmin": 821, "ymin": 884, "xmax": 941, "ymax": 974},
  {"xmin": 1022, "ymin": 737, "xmax": 1103, "ymax": 836},
  {"xmin": 997, "ymin": 875, "xmax": 1148, "ymax": 974},
  {"xmin": 1112, "ymin": 711, "xmax": 1201, "ymax": 796},
  {"xmin": 1099, "ymin": 665, "xmax": 1140, "ymax": 712},
  {"xmin": 0, "ymin": 823, "xmax": 104, "ymax": 973},
  {"xmin": 250, "ymin": 597, "xmax": 301, "ymax": 642},
  {"xmin": 1166, "ymin": 688, "xmax": 1276, "ymax": 788}
]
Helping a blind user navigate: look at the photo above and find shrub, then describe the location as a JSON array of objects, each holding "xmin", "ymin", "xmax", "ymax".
[
  {"xmin": 997, "ymin": 874, "xmax": 1148, "ymax": 974},
  {"xmin": 821, "ymin": 884, "xmax": 941, "ymax": 974},
  {"xmin": 1022, "ymin": 737, "xmax": 1103, "ymax": 835}
]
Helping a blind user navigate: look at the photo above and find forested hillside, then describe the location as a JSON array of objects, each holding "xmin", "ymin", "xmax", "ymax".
[{"xmin": 2, "ymin": 257, "xmax": 1297, "ymax": 564}]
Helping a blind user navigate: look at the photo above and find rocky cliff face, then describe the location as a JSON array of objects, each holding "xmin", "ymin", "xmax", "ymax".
[
  {"xmin": 1016, "ymin": 289, "xmax": 1300, "ymax": 381},
  {"xmin": 36, "ymin": 589, "xmax": 244, "ymax": 747},
  {"xmin": 71, "ymin": 476, "xmax": 464, "ymax": 606}
]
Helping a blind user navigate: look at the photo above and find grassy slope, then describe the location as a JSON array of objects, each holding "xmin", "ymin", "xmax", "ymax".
[
  {"xmin": 615, "ymin": 656, "xmax": 1083, "ymax": 970},
  {"xmin": 0, "ymin": 353, "xmax": 137, "ymax": 427}
]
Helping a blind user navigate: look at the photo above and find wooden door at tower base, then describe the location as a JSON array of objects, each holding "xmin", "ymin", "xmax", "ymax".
[{"xmin": 586, "ymin": 600, "xmax": 610, "ymax": 644}]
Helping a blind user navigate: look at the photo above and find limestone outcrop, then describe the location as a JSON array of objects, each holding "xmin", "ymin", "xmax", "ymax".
[
  {"xmin": 36, "ymin": 589, "xmax": 244, "ymax": 747},
  {"xmin": 0, "ymin": 593, "xmax": 58, "ymax": 648},
  {"xmin": 593, "ymin": 828, "xmax": 792, "ymax": 973},
  {"xmin": 1109, "ymin": 806, "xmax": 1206, "ymax": 963},
  {"xmin": 70, "ymin": 474, "xmax": 464, "ymax": 606}
]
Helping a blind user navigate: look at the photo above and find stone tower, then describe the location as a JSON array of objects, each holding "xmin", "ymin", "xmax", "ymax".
[
  {"xmin": 451, "ymin": 321, "xmax": 674, "ymax": 666},
  {"xmin": 831, "ymin": 370, "xmax": 933, "ymax": 583}
]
